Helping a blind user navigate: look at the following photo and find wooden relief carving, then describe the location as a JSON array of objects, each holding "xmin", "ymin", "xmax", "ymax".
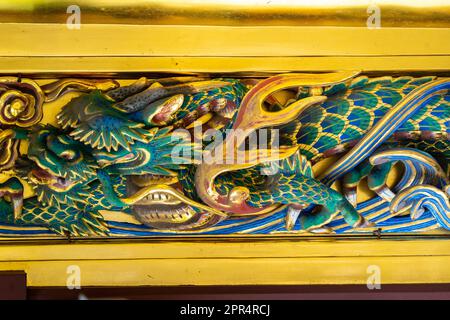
[{"xmin": 0, "ymin": 72, "xmax": 448, "ymax": 238}]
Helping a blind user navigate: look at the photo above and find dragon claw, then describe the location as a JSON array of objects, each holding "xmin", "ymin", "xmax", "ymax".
[
  {"xmin": 0, "ymin": 177, "xmax": 24, "ymax": 220},
  {"xmin": 308, "ymin": 226, "xmax": 336, "ymax": 234},
  {"xmin": 285, "ymin": 207, "xmax": 301, "ymax": 230},
  {"xmin": 11, "ymin": 193, "xmax": 24, "ymax": 220},
  {"xmin": 285, "ymin": 204, "xmax": 308, "ymax": 230},
  {"xmin": 353, "ymin": 216, "xmax": 375, "ymax": 229},
  {"xmin": 343, "ymin": 186, "xmax": 358, "ymax": 208}
]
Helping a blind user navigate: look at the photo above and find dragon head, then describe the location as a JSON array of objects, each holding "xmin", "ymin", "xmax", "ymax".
[{"xmin": 25, "ymin": 126, "xmax": 98, "ymax": 206}]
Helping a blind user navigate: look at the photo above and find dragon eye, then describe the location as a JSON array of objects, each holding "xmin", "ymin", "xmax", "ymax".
[{"xmin": 60, "ymin": 150, "xmax": 76, "ymax": 160}]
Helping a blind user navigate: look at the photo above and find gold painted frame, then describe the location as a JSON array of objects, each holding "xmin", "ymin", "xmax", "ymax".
[{"xmin": 0, "ymin": 0, "xmax": 449, "ymax": 286}]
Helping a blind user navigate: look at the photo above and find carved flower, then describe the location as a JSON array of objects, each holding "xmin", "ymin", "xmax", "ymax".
[{"xmin": 0, "ymin": 77, "xmax": 44, "ymax": 127}]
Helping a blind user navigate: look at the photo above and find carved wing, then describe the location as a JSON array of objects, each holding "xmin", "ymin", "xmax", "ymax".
[{"xmin": 56, "ymin": 91, "xmax": 150, "ymax": 151}]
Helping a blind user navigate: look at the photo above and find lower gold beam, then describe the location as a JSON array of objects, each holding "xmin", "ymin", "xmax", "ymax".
[
  {"xmin": 0, "ymin": 56, "xmax": 449, "ymax": 75},
  {"xmin": 0, "ymin": 238, "xmax": 449, "ymax": 286}
]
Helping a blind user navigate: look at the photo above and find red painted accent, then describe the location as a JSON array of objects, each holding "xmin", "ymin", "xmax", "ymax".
[
  {"xmin": 232, "ymin": 75, "xmax": 283, "ymax": 129},
  {"xmin": 0, "ymin": 271, "xmax": 27, "ymax": 300},
  {"xmin": 27, "ymin": 284, "xmax": 450, "ymax": 300}
]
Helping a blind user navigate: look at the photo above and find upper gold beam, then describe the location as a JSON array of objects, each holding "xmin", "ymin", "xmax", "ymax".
[
  {"xmin": 0, "ymin": 0, "xmax": 449, "ymax": 27},
  {"xmin": 3, "ymin": 24, "xmax": 450, "ymax": 57},
  {"xmin": 0, "ymin": 23, "xmax": 448, "ymax": 74}
]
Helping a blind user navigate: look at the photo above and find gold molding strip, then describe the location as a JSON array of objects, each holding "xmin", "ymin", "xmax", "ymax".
[
  {"xmin": 0, "ymin": 5, "xmax": 448, "ymax": 287},
  {"xmin": 0, "ymin": 56, "xmax": 449, "ymax": 74},
  {"xmin": 0, "ymin": 0, "xmax": 449, "ymax": 28},
  {"xmin": 1, "ymin": 24, "xmax": 450, "ymax": 57}
]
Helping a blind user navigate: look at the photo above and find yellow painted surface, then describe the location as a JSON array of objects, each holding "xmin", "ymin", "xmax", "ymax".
[
  {"xmin": 2, "ymin": 24, "xmax": 450, "ymax": 57},
  {"xmin": 0, "ymin": 23, "xmax": 448, "ymax": 74},
  {"xmin": 1, "ymin": 56, "xmax": 450, "ymax": 74},
  {"xmin": 0, "ymin": 239, "xmax": 449, "ymax": 286},
  {"xmin": 1, "ymin": 0, "xmax": 449, "ymax": 27}
]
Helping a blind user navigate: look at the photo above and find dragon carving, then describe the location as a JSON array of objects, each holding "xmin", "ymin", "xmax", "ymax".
[{"xmin": 0, "ymin": 72, "xmax": 448, "ymax": 237}]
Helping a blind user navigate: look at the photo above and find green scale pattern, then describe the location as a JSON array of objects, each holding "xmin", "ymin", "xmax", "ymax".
[{"xmin": 295, "ymin": 76, "xmax": 450, "ymax": 162}]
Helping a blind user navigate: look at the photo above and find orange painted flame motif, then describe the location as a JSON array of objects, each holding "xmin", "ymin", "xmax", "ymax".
[{"xmin": 194, "ymin": 71, "xmax": 360, "ymax": 215}]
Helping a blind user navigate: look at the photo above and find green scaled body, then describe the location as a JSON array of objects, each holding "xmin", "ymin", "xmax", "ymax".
[{"xmin": 295, "ymin": 76, "xmax": 450, "ymax": 162}]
